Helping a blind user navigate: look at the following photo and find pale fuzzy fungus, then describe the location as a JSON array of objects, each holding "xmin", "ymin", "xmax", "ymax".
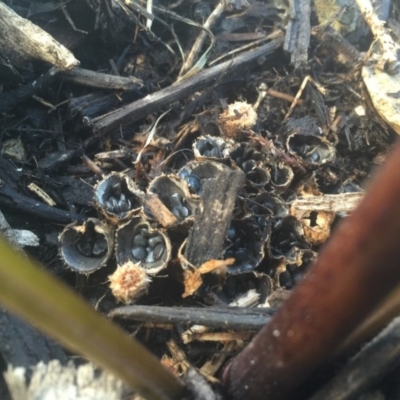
[
  {"xmin": 219, "ymin": 101, "xmax": 258, "ymax": 140},
  {"xmin": 109, "ymin": 261, "xmax": 151, "ymax": 304}
]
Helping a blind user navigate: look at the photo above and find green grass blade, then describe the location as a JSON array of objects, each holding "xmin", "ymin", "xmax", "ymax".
[{"xmin": 0, "ymin": 237, "xmax": 184, "ymax": 400}]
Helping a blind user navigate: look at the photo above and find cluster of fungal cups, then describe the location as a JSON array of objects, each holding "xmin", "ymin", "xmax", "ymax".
[
  {"xmin": 59, "ymin": 172, "xmax": 173, "ymax": 303},
  {"xmin": 59, "ymin": 102, "xmax": 337, "ymax": 303}
]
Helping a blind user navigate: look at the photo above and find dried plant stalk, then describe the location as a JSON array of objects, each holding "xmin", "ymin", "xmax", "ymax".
[{"xmin": 290, "ymin": 192, "xmax": 363, "ymax": 214}]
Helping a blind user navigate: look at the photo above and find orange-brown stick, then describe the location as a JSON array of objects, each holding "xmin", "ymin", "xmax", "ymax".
[{"xmin": 223, "ymin": 139, "xmax": 400, "ymax": 400}]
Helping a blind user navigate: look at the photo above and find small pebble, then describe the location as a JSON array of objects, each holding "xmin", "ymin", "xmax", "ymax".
[
  {"xmin": 133, "ymin": 234, "xmax": 147, "ymax": 247},
  {"xmin": 172, "ymin": 206, "xmax": 188, "ymax": 219},
  {"xmin": 179, "ymin": 169, "xmax": 189, "ymax": 179},
  {"xmin": 132, "ymin": 246, "xmax": 147, "ymax": 261},
  {"xmin": 187, "ymin": 174, "xmax": 201, "ymax": 194},
  {"xmin": 210, "ymin": 147, "xmax": 220, "ymax": 158},
  {"xmin": 118, "ymin": 198, "xmax": 130, "ymax": 212},
  {"xmin": 145, "ymin": 250, "xmax": 155, "ymax": 263},
  {"xmin": 305, "ymin": 151, "xmax": 320, "ymax": 163},
  {"xmin": 170, "ymin": 193, "xmax": 184, "ymax": 207},
  {"xmin": 153, "ymin": 243, "xmax": 165, "ymax": 260},
  {"xmin": 227, "ymin": 226, "xmax": 236, "ymax": 240},
  {"xmin": 92, "ymin": 238, "xmax": 107, "ymax": 256},
  {"xmin": 110, "ymin": 196, "xmax": 119, "ymax": 209},
  {"xmin": 172, "ymin": 207, "xmax": 180, "ymax": 219},
  {"xmin": 179, "ymin": 206, "xmax": 189, "ymax": 218},
  {"xmin": 148, "ymin": 235, "xmax": 163, "ymax": 248},
  {"xmin": 222, "ymin": 148, "xmax": 230, "ymax": 157},
  {"xmin": 140, "ymin": 227, "xmax": 149, "ymax": 236}
]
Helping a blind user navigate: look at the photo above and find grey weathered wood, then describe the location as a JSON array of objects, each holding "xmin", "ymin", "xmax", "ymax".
[
  {"xmin": 184, "ymin": 170, "xmax": 245, "ymax": 267},
  {"xmin": 0, "ymin": 2, "xmax": 78, "ymax": 69},
  {"xmin": 284, "ymin": 0, "xmax": 311, "ymax": 68},
  {"xmin": 61, "ymin": 68, "xmax": 143, "ymax": 91}
]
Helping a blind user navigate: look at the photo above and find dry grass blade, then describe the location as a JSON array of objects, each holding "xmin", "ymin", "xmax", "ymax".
[{"xmin": 0, "ymin": 237, "xmax": 184, "ymax": 400}]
